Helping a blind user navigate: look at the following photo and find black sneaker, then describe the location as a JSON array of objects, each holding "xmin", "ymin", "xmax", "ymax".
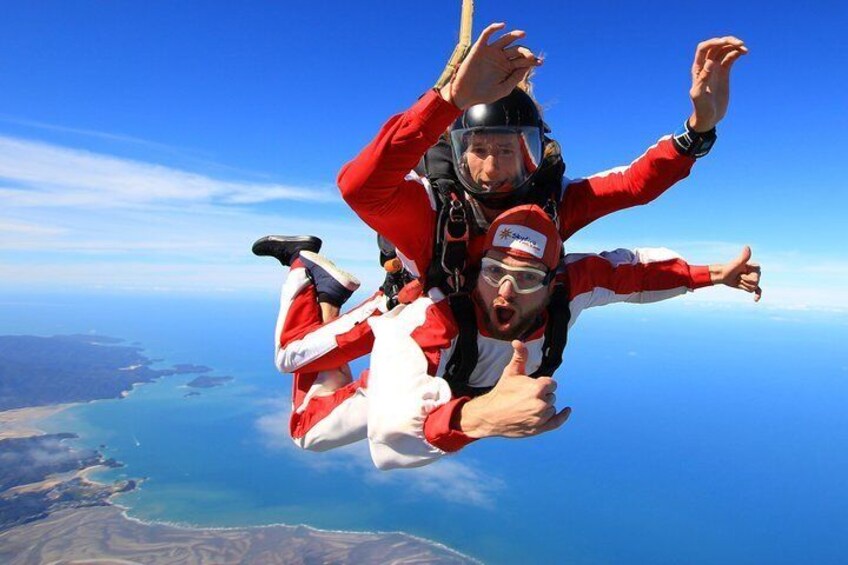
[
  {"xmin": 252, "ymin": 235, "xmax": 322, "ymax": 267},
  {"xmin": 299, "ymin": 251, "xmax": 360, "ymax": 308}
]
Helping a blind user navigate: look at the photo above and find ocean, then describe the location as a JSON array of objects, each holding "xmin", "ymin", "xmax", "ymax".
[{"xmin": 2, "ymin": 291, "xmax": 847, "ymax": 564}]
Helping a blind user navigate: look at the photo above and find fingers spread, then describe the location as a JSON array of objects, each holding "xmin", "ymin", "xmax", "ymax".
[
  {"xmin": 478, "ymin": 22, "xmax": 507, "ymax": 45},
  {"xmin": 491, "ymin": 29, "xmax": 526, "ymax": 50}
]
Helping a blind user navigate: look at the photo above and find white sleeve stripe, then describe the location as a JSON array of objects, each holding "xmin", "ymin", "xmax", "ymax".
[
  {"xmin": 570, "ymin": 285, "xmax": 691, "ymax": 314},
  {"xmin": 276, "ymin": 294, "xmax": 385, "ymax": 373},
  {"xmin": 564, "ymin": 247, "xmax": 683, "ymax": 267}
]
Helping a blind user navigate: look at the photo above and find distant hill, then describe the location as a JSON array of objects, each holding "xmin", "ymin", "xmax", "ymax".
[{"xmin": 0, "ymin": 335, "xmax": 207, "ymax": 410}]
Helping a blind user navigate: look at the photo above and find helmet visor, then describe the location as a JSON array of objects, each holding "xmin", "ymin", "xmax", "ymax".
[{"xmin": 450, "ymin": 127, "xmax": 543, "ymax": 197}]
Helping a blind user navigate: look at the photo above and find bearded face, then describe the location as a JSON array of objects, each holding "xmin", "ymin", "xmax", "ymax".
[{"xmin": 473, "ymin": 250, "xmax": 554, "ymax": 340}]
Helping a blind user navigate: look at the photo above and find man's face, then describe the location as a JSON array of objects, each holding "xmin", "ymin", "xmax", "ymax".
[
  {"xmin": 463, "ymin": 132, "xmax": 523, "ymax": 194},
  {"xmin": 473, "ymin": 250, "xmax": 554, "ymax": 340}
]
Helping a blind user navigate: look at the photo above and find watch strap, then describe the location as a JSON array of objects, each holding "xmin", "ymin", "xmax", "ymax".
[{"xmin": 672, "ymin": 120, "xmax": 717, "ymax": 158}]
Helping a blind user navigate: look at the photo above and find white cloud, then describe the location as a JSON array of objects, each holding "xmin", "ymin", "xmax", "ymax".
[
  {"xmin": 0, "ymin": 219, "xmax": 65, "ymax": 236},
  {"xmin": 366, "ymin": 458, "xmax": 506, "ymax": 510},
  {"xmin": 0, "ymin": 114, "xmax": 193, "ymax": 152},
  {"xmin": 0, "ymin": 133, "xmax": 383, "ymax": 294},
  {"xmin": 0, "ymin": 135, "xmax": 336, "ymax": 208},
  {"xmin": 255, "ymin": 398, "xmax": 505, "ymax": 509}
]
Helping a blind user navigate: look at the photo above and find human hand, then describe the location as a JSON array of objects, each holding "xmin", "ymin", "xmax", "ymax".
[
  {"xmin": 709, "ymin": 245, "xmax": 762, "ymax": 301},
  {"xmin": 440, "ymin": 22, "xmax": 543, "ymax": 110},
  {"xmin": 458, "ymin": 340, "xmax": 571, "ymax": 438},
  {"xmin": 688, "ymin": 36, "xmax": 748, "ymax": 132}
]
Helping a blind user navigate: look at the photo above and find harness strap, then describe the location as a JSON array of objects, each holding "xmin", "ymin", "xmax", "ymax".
[
  {"xmin": 442, "ymin": 292, "xmax": 479, "ymax": 393},
  {"xmin": 531, "ymin": 276, "xmax": 571, "ymax": 378},
  {"xmin": 441, "ymin": 193, "xmax": 470, "ymax": 292}
]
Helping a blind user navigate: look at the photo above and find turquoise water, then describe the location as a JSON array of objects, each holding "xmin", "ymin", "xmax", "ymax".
[{"xmin": 3, "ymin": 292, "xmax": 848, "ymax": 564}]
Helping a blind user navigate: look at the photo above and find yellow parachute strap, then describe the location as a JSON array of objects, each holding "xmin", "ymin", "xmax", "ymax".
[{"xmin": 433, "ymin": 0, "xmax": 474, "ymax": 90}]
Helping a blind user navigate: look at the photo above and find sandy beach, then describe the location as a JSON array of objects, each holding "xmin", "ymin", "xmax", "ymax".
[{"xmin": 0, "ymin": 404, "xmax": 71, "ymax": 440}]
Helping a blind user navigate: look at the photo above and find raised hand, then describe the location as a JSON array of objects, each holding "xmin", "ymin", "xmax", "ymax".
[
  {"xmin": 458, "ymin": 340, "xmax": 571, "ymax": 438},
  {"xmin": 440, "ymin": 22, "xmax": 543, "ymax": 110},
  {"xmin": 689, "ymin": 36, "xmax": 748, "ymax": 132},
  {"xmin": 710, "ymin": 245, "xmax": 762, "ymax": 301}
]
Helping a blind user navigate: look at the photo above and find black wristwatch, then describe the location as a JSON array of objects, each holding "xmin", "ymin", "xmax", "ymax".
[{"xmin": 672, "ymin": 120, "xmax": 717, "ymax": 158}]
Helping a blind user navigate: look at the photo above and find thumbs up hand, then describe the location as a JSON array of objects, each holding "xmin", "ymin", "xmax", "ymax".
[
  {"xmin": 502, "ymin": 339, "xmax": 528, "ymax": 377},
  {"xmin": 458, "ymin": 341, "xmax": 572, "ymax": 439},
  {"xmin": 710, "ymin": 245, "xmax": 762, "ymax": 301}
]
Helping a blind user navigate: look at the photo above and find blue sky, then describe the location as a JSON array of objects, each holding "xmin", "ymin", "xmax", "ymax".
[{"xmin": 1, "ymin": 1, "xmax": 845, "ymax": 311}]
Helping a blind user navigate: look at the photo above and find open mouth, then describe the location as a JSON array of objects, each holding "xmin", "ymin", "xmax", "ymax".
[
  {"xmin": 480, "ymin": 180, "xmax": 508, "ymax": 193},
  {"xmin": 494, "ymin": 305, "xmax": 515, "ymax": 325}
]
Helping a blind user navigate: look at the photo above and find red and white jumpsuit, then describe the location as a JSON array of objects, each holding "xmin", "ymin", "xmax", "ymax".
[
  {"xmin": 281, "ymin": 247, "xmax": 713, "ymax": 465},
  {"xmin": 278, "ymin": 89, "xmax": 699, "ymax": 449}
]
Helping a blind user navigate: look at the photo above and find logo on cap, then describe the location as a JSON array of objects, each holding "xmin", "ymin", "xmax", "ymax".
[{"xmin": 494, "ymin": 224, "xmax": 546, "ymax": 260}]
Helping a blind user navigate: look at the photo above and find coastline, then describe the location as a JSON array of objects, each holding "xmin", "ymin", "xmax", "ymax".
[
  {"xmin": 0, "ymin": 336, "xmax": 479, "ymax": 564},
  {"xmin": 0, "ymin": 400, "xmax": 478, "ymax": 563},
  {"xmin": 0, "ymin": 505, "xmax": 479, "ymax": 564}
]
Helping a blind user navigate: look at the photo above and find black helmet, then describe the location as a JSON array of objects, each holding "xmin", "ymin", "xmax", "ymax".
[{"xmin": 449, "ymin": 89, "xmax": 545, "ymax": 207}]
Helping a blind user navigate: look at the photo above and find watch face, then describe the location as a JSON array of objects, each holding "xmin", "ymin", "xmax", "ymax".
[
  {"xmin": 700, "ymin": 137, "xmax": 716, "ymax": 149},
  {"xmin": 694, "ymin": 137, "xmax": 715, "ymax": 157}
]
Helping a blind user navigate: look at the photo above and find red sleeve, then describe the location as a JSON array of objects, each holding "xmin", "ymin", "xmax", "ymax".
[
  {"xmin": 689, "ymin": 265, "xmax": 713, "ymax": 289},
  {"xmin": 423, "ymin": 397, "xmax": 477, "ymax": 452},
  {"xmin": 560, "ymin": 137, "xmax": 696, "ymax": 240},
  {"xmin": 337, "ymin": 90, "xmax": 462, "ymax": 273},
  {"xmin": 565, "ymin": 250, "xmax": 713, "ymax": 304}
]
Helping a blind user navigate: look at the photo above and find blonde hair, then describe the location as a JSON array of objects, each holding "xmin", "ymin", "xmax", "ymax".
[{"xmin": 518, "ymin": 73, "xmax": 561, "ymax": 162}]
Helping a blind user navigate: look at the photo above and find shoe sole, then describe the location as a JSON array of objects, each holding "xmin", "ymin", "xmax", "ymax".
[{"xmin": 299, "ymin": 251, "xmax": 360, "ymax": 291}]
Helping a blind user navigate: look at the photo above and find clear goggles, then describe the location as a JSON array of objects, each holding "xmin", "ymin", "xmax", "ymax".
[{"xmin": 479, "ymin": 257, "xmax": 552, "ymax": 294}]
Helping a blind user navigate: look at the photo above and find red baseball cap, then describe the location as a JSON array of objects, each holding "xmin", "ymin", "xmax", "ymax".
[{"xmin": 483, "ymin": 204, "xmax": 562, "ymax": 270}]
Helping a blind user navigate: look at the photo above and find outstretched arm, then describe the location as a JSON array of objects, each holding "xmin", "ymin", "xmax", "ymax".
[
  {"xmin": 566, "ymin": 246, "xmax": 763, "ymax": 316},
  {"xmin": 560, "ymin": 36, "xmax": 748, "ymax": 239}
]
